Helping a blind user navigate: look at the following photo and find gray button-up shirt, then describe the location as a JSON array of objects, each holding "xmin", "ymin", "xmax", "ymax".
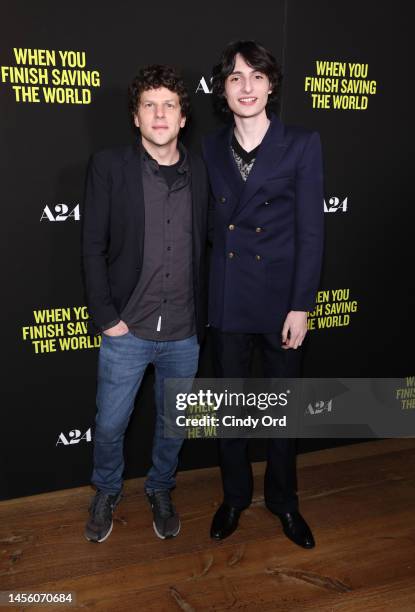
[{"xmin": 121, "ymin": 143, "xmax": 195, "ymax": 341}]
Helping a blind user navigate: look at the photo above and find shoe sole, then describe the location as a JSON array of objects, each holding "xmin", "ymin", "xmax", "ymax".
[
  {"xmin": 152, "ymin": 520, "xmax": 180, "ymax": 540},
  {"xmin": 85, "ymin": 519, "xmax": 113, "ymax": 543},
  {"xmin": 281, "ymin": 527, "xmax": 315, "ymax": 549},
  {"xmin": 210, "ymin": 525, "xmax": 238, "ymax": 541}
]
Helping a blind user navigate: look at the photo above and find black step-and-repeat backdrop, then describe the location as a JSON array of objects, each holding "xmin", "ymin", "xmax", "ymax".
[{"xmin": 1, "ymin": 1, "xmax": 412, "ymax": 499}]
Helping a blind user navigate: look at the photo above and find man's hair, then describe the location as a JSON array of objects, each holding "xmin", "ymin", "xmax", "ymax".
[
  {"xmin": 212, "ymin": 40, "xmax": 282, "ymax": 116},
  {"xmin": 128, "ymin": 64, "xmax": 190, "ymax": 118}
]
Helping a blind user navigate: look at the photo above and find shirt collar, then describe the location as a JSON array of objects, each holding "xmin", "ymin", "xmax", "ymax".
[{"xmin": 139, "ymin": 140, "xmax": 188, "ymax": 174}]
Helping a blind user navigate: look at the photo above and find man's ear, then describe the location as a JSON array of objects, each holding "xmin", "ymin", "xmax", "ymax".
[
  {"xmin": 133, "ymin": 113, "xmax": 139, "ymax": 128},
  {"xmin": 180, "ymin": 115, "xmax": 186, "ymax": 129}
]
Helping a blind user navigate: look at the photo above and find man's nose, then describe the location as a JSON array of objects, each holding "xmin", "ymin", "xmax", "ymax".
[
  {"xmin": 241, "ymin": 77, "xmax": 253, "ymax": 94},
  {"xmin": 155, "ymin": 104, "xmax": 165, "ymax": 118}
]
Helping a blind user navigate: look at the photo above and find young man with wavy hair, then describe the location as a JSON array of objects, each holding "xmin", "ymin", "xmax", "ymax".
[
  {"xmin": 203, "ymin": 41, "xmax": 324, "ymax": 548},
  {"xmin": 82, "ymin": 65, "xmax": 208, "ymax": 542}
]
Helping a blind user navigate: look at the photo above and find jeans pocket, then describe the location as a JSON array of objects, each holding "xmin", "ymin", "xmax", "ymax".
[{"xmin": 103, "ymin": 331, "xmax": 130, "ymax": 339}]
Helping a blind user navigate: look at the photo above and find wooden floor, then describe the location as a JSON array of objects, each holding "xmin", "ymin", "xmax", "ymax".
[{"xmin": 1, "ymin": 439, "xmax": 415, "ymax": 611}]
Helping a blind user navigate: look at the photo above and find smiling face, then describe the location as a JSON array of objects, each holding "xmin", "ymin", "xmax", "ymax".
[
  {"xmin": 224, "ymin": 53, "xmax": 272, "ymax": 119},
  {"xmin": 133, "ymin": 87, "xmax": 186, "ymax": 149}
]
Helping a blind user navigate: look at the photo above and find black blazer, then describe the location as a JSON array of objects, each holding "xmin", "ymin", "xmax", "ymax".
[{"xmin": 82, "ymin": 144, "xmax": 209, "ymax": 342}]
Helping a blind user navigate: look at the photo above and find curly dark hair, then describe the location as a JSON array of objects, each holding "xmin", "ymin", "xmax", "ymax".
[
  {"xmin": 128, "ymin": 64, "xmax": 190, "ymax": 118},
  {"xmin": 212, "ymin": 40, "xmax": 282, "ymax": 116}
]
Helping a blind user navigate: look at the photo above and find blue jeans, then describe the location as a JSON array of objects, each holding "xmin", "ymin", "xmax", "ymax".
[{"xmin": 92, "ymin": 332, "xmax": 199, "ymax": 495}]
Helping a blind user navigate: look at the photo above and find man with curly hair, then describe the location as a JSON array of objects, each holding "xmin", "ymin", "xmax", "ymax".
[
  {"xmin": 203, "ymin": 41, "xmax": 324, "ymax": 547},
  {"xmin": 82, "ymin": 65, "xmax": 209, "ymax": 542}
]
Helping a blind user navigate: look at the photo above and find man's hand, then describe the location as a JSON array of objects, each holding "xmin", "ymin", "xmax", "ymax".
[
  {"xmin": 103, "ymin": 320, "xmax": 129, "ymax": 337},
  {"xmin": 281, "ymin": 311, "xmax": 308, "ymax": 349}
]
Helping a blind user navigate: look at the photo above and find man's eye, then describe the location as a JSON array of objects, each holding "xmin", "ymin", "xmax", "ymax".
[
  {"xmin": 230, "ymin": 76, "xmax": 239, "ymax": 82},
  {"xmin": 144, "ymin": 102, "xmax": 152, "ymax": 108},
  {"xmin": 255, "ymin": 74, "xmax": 264, "ymax": 79}
]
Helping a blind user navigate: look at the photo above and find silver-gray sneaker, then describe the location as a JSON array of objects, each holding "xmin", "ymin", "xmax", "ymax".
[
  {"xmin": 85, "ymin": 490, "xmax": 122, "ymax": 543},
  {"xmin": 146, "ymin": 490, "xmax": 180, "ymax": 539}
]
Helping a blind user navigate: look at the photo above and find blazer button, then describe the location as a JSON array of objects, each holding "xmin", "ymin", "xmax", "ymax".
[
  {"xmin": 220, "ymin": 196, "xmax": 227, "ymax": 203},
  {"xmin": 255, "ymin": 227, "xmax": 262, "ymax": 233},
  {"xmin": 228, "ymin": 224, "xmax": 235, "ymax": 231},
  {"xmin": 228, "ymin": 251, "xmax": 235, "ymax": 259},
  {"xmin": 264, "ymin": 201, "xmax": 270, "ymax": 206},
  {"xmin": 255, "ymin": 254, "xmax": 261, "ymax": 261}
]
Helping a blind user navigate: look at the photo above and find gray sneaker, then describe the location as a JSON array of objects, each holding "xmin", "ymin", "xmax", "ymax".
[
  {"xmin": 146, "ymin": 490, "xmax": 180, "ymax": 539},
  {"xmin": 85, "ymin": 490, "xmax": 122, "ymax": 542}
]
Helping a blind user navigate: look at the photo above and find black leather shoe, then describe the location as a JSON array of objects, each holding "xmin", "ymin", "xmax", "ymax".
[
  {"xmin": 275, "ymin": 511, "xmax": 315, "ymax": 548},
  {"xmin": 210, "ymin": 503, "xmax": 241, "ymax": 540}
]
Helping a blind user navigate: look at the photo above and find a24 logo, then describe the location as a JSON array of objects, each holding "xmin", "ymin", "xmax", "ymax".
[
  {"xmin": 305, "ymin": 400, "xmax": 333, "ymax": 415},
  {"xmin": 56, "ymin": 428, "xmax": 91, "ymax": 446},
  {"xmin": 195, "ymin": 76, "xmax": 213, "ymax": 94},
  {"xmin": 40, "ymin": 203, "xmax": 80, "ymax": 222},
  {"xmin": 324, "ymin": 197, "xmax": 348, "ymax": 213}
]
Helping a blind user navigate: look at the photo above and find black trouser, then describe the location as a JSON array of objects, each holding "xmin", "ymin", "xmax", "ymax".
[{"xmin": 211, "ymin": 327, "xmax": 301, "ymax": 513}]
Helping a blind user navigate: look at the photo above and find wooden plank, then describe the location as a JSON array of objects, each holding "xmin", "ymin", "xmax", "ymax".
[
  {"xmin": 290, "ymin": 578, "xmax": 415, "ymax": 612},
  {"xmin": 17, "ymin": 511, "xmax": 415, "ymax": 610},
  {"xmin": 1, "ymin": 440, "xmax": 415, "ymax": 611}
]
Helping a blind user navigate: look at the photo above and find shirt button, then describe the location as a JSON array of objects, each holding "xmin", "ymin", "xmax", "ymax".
[
  {"xmin": 228, "ymin": 224, "xmax": 235, "ymax": 231},
  {"xmin": 228, "ymin": 251, "xmax": 235, "ymax": 259},
  {"xmin": 220, "ymin": 196, "xmax": 226, "ymax": 203},
  {"xmin": 167, "ymin": 219, "xmax": 171, "ymax": 224},
  {"xmin": 163, "ymin": 299, "xmax": 167, "ymax": 303},
  {"xmin": 166, "ymin": 273, "xmax": 170, "ymax": 277},
  {"xmin": 167, "ymin": 246, "xmax": 171, "ymax": 251},
  {"xmin": 255, "ymin": 227, "xmax": 262, "ymax": 233},
  {"xmin": 255, "ymin": 254, "xmax": 261, "ymax": 261}
]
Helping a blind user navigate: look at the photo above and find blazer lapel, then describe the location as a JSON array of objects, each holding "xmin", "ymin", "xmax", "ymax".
[
  {"xmin": 189, "ymin": 154, "xmax": 202, "ymax": 266},
  {"xmin": 212, "ymin": 124, "xmax": 244, "ymax": 202},
  {"xmin": 123, "ymin": 144, "xmax": 145, "ymax": 263},
  {"xmin": 235, "ymin": 114, "xmax": 287, "ymax": 216}
]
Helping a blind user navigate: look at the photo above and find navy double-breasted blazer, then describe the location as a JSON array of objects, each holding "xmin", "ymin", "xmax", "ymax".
[{"xmin": 202, "ymin": 113, "xmax": 324, "ymax": 334}]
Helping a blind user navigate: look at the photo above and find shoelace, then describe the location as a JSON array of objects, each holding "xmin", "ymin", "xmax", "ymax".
[
  {"xmin": 151, "ymin": 491, "xmax": 174, "ymax": 518},
  {"xmin": 91, "ymin": 493, "xmax": 114, "ymax": 522}
]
